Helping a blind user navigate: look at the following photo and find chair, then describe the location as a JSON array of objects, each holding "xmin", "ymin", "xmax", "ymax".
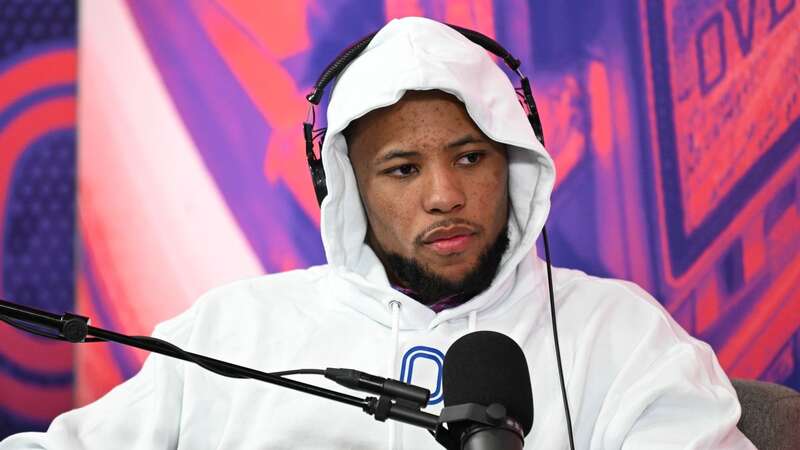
[{"xmin": 732, "ymin": 378, "xmax": 800, "ymax": 450}]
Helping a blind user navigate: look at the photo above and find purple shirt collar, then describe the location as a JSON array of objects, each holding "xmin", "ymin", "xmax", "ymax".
[{"xmin": 392, "ymin": 285, "xmax": 468, "ymax": 313}]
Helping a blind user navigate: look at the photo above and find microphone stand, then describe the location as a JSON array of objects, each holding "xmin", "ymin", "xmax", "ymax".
[{"xmin": 0, "ymin": 298, "xmax": 439, "ymax": 431}]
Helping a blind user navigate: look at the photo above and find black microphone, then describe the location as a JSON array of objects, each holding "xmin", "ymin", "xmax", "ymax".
[{"xmin": 439, "ymin": 331, "xmax": 533, "ymax": 450}]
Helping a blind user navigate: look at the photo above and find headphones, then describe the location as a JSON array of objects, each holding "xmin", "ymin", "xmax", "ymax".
[{"xmin": 302, "ymin": 23, "xmax": 546, "ymax": 207}]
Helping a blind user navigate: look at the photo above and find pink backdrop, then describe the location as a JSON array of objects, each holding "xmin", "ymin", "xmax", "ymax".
[{"xmin": 0, "ymin": 0, "xmax": 798, "ymax": 437}]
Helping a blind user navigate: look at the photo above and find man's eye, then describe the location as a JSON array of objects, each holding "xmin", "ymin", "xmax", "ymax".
[
  {"xmin": 457, "ymin": 152, "xmax": 483, "ymax": 165},
  {"xmin": 387, "ymin": 164, "xmax": 418, "ymax": 177}
]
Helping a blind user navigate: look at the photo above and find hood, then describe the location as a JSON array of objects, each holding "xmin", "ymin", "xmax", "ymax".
[{"xmin": 318, "ymin": 17, "xmax": 556, "ymax": 329}]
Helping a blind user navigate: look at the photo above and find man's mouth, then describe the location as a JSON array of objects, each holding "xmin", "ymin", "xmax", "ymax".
[{"xmin": 422, "ymin": 226, "xmax": 477, "ymax": 255}]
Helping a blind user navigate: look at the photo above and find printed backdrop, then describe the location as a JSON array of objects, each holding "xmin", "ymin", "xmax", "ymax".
[{"xmin": 0, "ymin": 0, "xmax": 798, "ymax": 438}]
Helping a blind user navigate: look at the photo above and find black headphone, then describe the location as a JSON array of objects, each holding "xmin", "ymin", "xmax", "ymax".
[{"xmin": 302, "ymin": 23, "xmax": 545, "ymax": 207}]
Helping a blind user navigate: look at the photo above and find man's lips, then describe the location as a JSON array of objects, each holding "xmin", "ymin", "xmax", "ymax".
[
  {"xmin": 422, "ymin": 226, "xmax": 477, "ymax": 254},
  {"xmin": 426, "ymin": 234, "xmax": 474, "ymax": 254},
  {"xmin": 422, "ymin": 225, "xmax": 477, "ymax": 243}
]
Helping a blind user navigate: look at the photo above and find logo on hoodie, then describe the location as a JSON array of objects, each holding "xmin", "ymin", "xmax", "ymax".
[{"xmin": 399, "ymin": 346, "xmax": 445, "ymax": 405}]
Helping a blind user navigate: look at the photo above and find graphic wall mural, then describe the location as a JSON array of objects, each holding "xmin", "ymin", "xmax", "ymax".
[
  {"xmin": 0, "ymin": 0, "xmax": 77, "ymax": 437},
  {"xmin": 0, "ymin": 0, "xmax": 797, "ymax": 438}
]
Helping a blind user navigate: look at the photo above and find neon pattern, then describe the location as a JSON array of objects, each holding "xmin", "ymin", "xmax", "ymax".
[{"xmin": 1, "ymin": 0, "xmax": 797, "ymax": 438}]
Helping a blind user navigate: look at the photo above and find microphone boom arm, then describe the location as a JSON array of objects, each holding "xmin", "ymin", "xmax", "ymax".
[{"xmin": 0, "ymin": 298, "xmax": 439, "ymax": 430}]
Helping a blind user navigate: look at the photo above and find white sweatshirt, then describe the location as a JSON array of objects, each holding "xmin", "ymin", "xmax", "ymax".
[{"xmin": 2, "ymin": 17, "xmax": 754, "ymax": 450}]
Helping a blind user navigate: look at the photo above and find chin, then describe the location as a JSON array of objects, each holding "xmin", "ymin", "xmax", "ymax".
[{"xmin": 432, "ymin": 264, "xmax": 477, "ymax": 284}]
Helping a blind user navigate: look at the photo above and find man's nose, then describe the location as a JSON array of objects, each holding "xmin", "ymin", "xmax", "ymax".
[{"xmin": 422, "ymin": 168, "xmax": 465, "ymax": 214}]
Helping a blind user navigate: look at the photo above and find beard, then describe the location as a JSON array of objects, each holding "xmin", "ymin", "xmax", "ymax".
[{"xmin": 375, "ymin": 226, "xmax": 510, "ymax": 306}]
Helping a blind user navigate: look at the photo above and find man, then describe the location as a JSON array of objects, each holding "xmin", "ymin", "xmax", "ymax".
[{"xmin": 1, "ymin": 17, "xmax": 753, "ymax": 449}]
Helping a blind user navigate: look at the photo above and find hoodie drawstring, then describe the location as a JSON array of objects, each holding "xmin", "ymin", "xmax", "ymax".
[
  {"xmin": 387, "ymin": 300, "xmax": 401, "ymax": 450},
  {"xmin": 385, "ymin": 302, "xmax": 475, "ymax": 449}
]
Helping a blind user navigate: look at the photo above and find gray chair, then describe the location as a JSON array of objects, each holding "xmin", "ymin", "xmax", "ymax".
[{"xmin": 732, "ymin": 378, "xmax": 800, "ymax": 450}]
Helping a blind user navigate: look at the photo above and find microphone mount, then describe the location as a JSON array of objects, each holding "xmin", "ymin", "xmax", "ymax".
[{"xmin": 436, "ymin": 403, "xmax": 525, "ymax": 450}]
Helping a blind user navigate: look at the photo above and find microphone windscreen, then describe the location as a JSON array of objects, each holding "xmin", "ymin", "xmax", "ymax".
[{"xmin": 443, "ymin": 331, "xmax": 533, "ymax": 435}]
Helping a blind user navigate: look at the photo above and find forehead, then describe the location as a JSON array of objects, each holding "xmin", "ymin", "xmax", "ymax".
[{"xmin": 345, "ymin": 90, "xmax": 492, "ymax": 159}]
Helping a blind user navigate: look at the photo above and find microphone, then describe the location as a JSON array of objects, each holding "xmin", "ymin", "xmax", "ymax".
[{"xmin": 438, "ymin": 331, "xmax": 533, "ymax": 450}]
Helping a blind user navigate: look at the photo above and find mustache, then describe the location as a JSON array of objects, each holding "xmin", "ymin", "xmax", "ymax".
[{"xmin": 414, "ymin": 218, "xmax": 484, "ymax": 246}]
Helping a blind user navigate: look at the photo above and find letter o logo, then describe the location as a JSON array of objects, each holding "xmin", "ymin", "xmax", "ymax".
[{"xmin": 399, "ymin": 346, "xmax": 445, "ymax": 405}]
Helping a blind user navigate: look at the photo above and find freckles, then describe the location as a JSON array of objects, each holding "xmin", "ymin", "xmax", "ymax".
[
  {"xmin": 372, "ymin": 194, "xmax": 404, "ymax": 229},
  {"xmin": 469, "ymin": 172, "xmax": 507, "ymax": 212}
]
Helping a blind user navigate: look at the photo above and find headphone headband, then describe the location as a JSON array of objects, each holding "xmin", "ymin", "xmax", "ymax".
[{"xmin": 306, "ymin": 24, "xmax": 521, "ymax": 105}]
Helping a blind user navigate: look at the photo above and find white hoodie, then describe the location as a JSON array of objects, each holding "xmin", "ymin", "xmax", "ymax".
[{"xmin": 2, "ymin": 17, "xmax": 753, "ymax": 450}]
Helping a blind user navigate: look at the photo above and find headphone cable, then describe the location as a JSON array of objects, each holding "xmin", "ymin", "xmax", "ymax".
[{"xmin": 542, "ymin": 225, "xmax": 576, "ymax": 450}]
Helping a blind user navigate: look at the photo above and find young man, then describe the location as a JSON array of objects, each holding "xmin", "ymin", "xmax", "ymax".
[{"xmin": 2, "ymin": 17, "xmax": 753, "ymax": 449}]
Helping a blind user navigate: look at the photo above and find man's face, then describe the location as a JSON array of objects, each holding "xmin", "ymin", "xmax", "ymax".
[{"xmin": 347, "ymin": 90, "xmax": 509, "ymax": 294}]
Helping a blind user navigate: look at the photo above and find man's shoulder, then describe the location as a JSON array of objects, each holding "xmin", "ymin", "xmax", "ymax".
[
  {"xmin": 152, "ymin": 265, "xmax": 333, "ymax": 340},
  {"xmin": 550, "ymin": 266, "xmax": 688, "ymax": 341},
  {"xmin": 553, "ymin": 266, "xmax": 661, "ymax": 310},
  {"xmin": 549, "ymin": 267, "xmax": 714, "ymax": 386},
  {"xmin": 200, "ymin": 264, "xmax": 330, "ymax": 301}
]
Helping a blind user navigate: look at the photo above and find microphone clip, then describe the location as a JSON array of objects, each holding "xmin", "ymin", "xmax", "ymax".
[
  {"xmin": 60, "ymin": 312, "xmax": 89, "ymax": 343},
  {"xmin": 363, "ymin": 395, "xmax": 440, "ymax": 430}
]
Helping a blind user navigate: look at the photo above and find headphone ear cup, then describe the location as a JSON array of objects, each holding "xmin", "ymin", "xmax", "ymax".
[
  {"xmin": 309, "ymin": 158, "xmax": 328, "ymax": 206},
  {"xmin": 528, "ymin": 113, "xmax": 545, "ymax": 146},
  {"xmin": 305, "ymin": 122, "xmax": 328, "ymax": 206}
]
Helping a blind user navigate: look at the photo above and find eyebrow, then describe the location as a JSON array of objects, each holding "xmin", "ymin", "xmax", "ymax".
[
  {"xmin": 446, "ymin": 134, "xmax": 488, "ymax": 148},
  {"xmin": 377, "ymin": 150, "xmax": 420, "ymax": 163},
  {"xmin": 374, "ymin": 134, "xmax": 490, "ymax": 164}
]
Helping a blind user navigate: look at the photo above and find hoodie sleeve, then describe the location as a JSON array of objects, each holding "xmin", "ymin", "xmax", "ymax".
[
  {"xmin": 589, "ymin": 281, "xmax": 756, "ymax": 450},
  {"xmin": 0, "ymin": 308, "xmax": 196, "ymax": 450}
]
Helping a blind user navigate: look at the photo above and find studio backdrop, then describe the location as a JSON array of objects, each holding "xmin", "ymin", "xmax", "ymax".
[{"xmin": 0, "ymin": 0, "xmax": 798, "ymax": 438}]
